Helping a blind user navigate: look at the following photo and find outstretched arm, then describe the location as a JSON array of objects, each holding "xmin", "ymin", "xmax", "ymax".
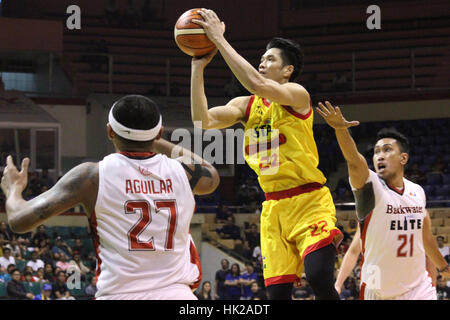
[
  {"xmin": 423, "ymin": 211, "xmax": 450, "ymax": 278},
  {"xmin": 151, "ymin": 138, "xmax": 220, "ymax": 195},
  {"xmin": 334, "ymin": 227, "xmax": 362, "ymax": 294},
  {"xmin": 1, "ymin": 156, "xmax": 98, "ymax": 233},
  {"xmin": 316, "ymin": 101, "xmax": 369, "ymax": 189},
  {"xmin": 193, "ymin": 9, "xmax": 310, "ymax": 113}
]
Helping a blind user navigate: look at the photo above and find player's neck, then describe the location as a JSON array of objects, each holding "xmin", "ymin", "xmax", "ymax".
[{"xmin": 385, "ymin": 172, "xmax": 404, "ymax": 189}]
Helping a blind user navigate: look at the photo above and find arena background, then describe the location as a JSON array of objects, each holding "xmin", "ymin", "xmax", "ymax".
[{"xmin": 0, "ymin": 0, "xmax": 449, "ymax": 300}]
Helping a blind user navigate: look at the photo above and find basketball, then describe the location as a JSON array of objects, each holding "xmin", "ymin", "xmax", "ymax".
[{"xmin": 174, "ymin": 8, "xmax": 216, "ymax": 57}]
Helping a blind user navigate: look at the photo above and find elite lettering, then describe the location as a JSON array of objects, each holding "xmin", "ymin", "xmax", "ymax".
[
  {"xmin": 125, "ymin": 179, "xmax": 173, "ymax": 194},
  {"xmin": 390, "ymin": 218, "xmax": 422, "ymax": 231}
]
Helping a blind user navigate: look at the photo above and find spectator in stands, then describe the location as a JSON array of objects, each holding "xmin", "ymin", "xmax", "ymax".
[
  {"xmin": 69, "ymin": 252, "xmax": 91, "ymax": 279},
  {"xmin": 242, "ymin": 187, "xmax": 262, "ymax": 213},
  {"xmin": 40, "ymin": 169, "xmax": 54, "ymax": 189},
  {"xmin": 340, "ymin": 277, "xmax": 359, "ymax": 300},
  {"xmin": 224, "ymin": 263, "xmax": 242, "ymax": 300},
  {"xmin": 249, "ymin": 281, "xmax": 267, "ymax": 300},
  {"xmin": 0, "ymin": 234, "xmax": 7, "ymax": 252},
  {"xmin": 55, "ymin": 253, "xmax": 71, "ymax": 272},
  {"xmin": 43, "ymin": 263, "xmax": 55, "ymax": 283},
  {"xmin": 436, "ymin": 275, "xmax": 450, "ymax": 300},
  {"xmin": 26, "ymin": 251, "xmax": 44, "ymax": 272},
  {"xmin": 52, "ymin": 271, "xmax": 75, "ymax": 300},
  {"xmin": 0, "ymin": 221, "xmax": 12, "ymax": 242},
  {"xmin": 0, "ymin": 247, "xmax": 15, "ymax": 270},
  {"xmin": 85, "ymin": 276, "xmax": 97, "ymax": 299},
  {"xmin": 234, "ymin": 240, "xmax": 253, "ymax": 261},
  {"xmin": 23, "ymin": 271, "xmax": 36, "ymax": 283},
  {"xmin": 104, "ymin": 0, "xmax": 120, "ymax": 26},
  {"xmin": 217, "ymin": 216, "xmax": 242, "ymax": 241},
  {"xmin": 244, "ymin": 223, "xmax": 261, "ymax": 253},
  {"xmin": 345, "ymin": 220, "xmax": 358, "ymax": 237},
  {"xmin": 37, "ymin": 240, "xmax": 54, "ymax": 265},
  {"xmin": 332, "ymin": 72, "xmax": 349, "ymax": 92},
  {"xmin": 52, "ymin": 236, "xmax": 72, "ymax": 260},
  {"xmin": 214, "ymin": 259, "xmax": 230, "ymax": 300},
  {"xmin": 291, "ymin": 275, "xmax": 314, "ymax": 300},
  {"xmin": 0, "ymin": 266, "xmax": 11, "ymax": 283},
  {"xmin": 36, "ymin": 267, "xmax": 46, "ymax": 283},
  {"xmin": 215, "ymin": 204, "xmax": 233, "ymax": 223},
  {"xmin": 431, "ymin": 155, "xmax": 447, "ymax": 174},
  {"xmin": 437, "ymin": 236, "xmax": 450, "ymax": 263},
  {"xmin": 240, "ymin": 262, "xmax": 258, "ymax": 300},
  {"xmin": 34, "ymin": 283, "xmax": 52, "ymax": 300},
  {"xmin": 6, "ymin": 268, "xmax": 34, "ymax": 300},
  {"xmin": 195, "ymin": 281, "xmax": 212, "ymax": 300},
  {"xmin": 6, "ymin": 237, "xmax": 24, "ymax": 260},
  {"xmin": 72, "ymin": 238, "xmax": 88, "ymax": 260},
  {"xmin": 406, "ymin": 163, "xmax": 426, "ymax": 185}
]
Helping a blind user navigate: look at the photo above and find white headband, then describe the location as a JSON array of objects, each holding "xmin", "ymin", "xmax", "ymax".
[{"xmin": 108, "ymin": 106, "xmax": 162, "ymax": 141}]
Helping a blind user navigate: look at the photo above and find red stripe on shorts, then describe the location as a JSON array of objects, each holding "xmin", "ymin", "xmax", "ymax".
[
  {"xmin": 301, "ymin": 228, "xmax": 343, "ymax": 261},
  {"xmin": 265, "ymin": 274, "xmax": 299, "ymax": 287}
]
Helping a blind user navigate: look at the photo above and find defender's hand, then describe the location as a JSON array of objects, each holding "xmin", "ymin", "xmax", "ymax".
[
  {"xmin": 1, "ymin": 156, "xmax": 30, "ymax": 198},
  {"xmin": 316, "ymin": 101, "xmax": 360, "ymax": 130},
  {"xmin": 192, "ymin": 8, "xmax": 225, "ymax": 44}
]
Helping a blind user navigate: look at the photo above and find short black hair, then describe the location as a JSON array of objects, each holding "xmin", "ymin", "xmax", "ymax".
[
  {"xmin": 10, "ymin": 268, "xmax": 20, "ymax": 275},
  {"xmin": 266, "ymin": 37, "xmax": 304, "ymax": 81},
  {"xmin": 376, "ymin": 128, "xmax": 410, "ymax": 154},
  {"xmin": 111, "ymin": 95, "xmax": 161, "ymax": 147}
]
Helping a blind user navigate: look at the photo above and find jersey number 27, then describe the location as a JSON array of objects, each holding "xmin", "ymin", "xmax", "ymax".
[{"xmin": 125, "ymin": 200, "xmax": 177, "ymax": 251}]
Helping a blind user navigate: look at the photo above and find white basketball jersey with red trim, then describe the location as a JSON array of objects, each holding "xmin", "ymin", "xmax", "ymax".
[
  {"xmin": 91, "ymin": 152, "xmax": 200, "ymax": 298},
  {"xmin": 351, "ymin": 170, "xmax": 428, "ymax": 299}
]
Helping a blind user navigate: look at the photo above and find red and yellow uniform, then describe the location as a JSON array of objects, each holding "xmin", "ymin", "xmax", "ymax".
[{"xmin": 243, "ymin": 95, "xmax": 343, "ymax": 286}]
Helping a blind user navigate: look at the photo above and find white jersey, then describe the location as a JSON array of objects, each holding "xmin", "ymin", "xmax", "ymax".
[
  {"xmin": 91, "ymin": 152, "xmax": 201, "ymax": 299},
  {"xmin": 351, "ymin": 170, "xmax": 431, "ymax": 299}
]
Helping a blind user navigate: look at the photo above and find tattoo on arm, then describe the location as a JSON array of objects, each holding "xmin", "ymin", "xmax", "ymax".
[{"xmin": 181, "ymin": 162, "xmax": 212, "ymax": 190}]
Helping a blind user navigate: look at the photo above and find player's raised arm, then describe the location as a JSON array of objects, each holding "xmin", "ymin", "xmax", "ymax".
[
  {"xmin": 316, "ymin": 101, "xmax": 369, "ymax": 190},
  {"xmin": 422, "ymin": 211, "xmax": 450, "ymax": 278},
  {"xmin": 334, "ymin": 227, "xmax": 361, "ymax": 294},
  {"xmin": 150, "ymin": 138, "xmax": 220, "ymax": 195},
  {"xmin": 193, "ymin": 9, "xmax": 310, "ymax": 114},
  {"xmin": 190, "ymin": 45, "xmax": 248, "ymax": 129},
  {"xmin": 1, "ymin": 156, "xmax": 98, "ymax": 233}
]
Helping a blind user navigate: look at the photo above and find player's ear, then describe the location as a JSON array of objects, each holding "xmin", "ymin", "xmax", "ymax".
[
  {"xmin": 283, "ymin": 64, "xmax": 294, "ymax": 79},
  {"xmin": 106, "ymin": 124, "xmax": 114, "ymax": 140},
  {"xmin": 400, "ymin": 152, "xmax": 409, "ymax": 166}
]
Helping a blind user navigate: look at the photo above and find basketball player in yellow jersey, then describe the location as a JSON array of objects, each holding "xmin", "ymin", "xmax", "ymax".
[{"xmin": 190, "ymin": 9, "xmax": 343, "ymax": 300}]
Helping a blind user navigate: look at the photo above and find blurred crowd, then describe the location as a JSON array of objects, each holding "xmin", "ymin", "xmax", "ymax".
[{"xmin": 0, "ymin": 223, "xmax": 97, "ymax": 300}]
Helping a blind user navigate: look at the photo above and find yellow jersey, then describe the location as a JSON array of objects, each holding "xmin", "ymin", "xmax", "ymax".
[{"xmin": 243, "ymin": 95, "xmax": 326, "ymax": 193}]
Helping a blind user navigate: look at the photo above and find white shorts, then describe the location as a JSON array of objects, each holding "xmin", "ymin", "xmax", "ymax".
[
  {"xmin": 96, "ymin": 283, "xmax": 198, "ymax": 300},
  {"xmin": 363, "ymin": 275, "xmax": 437, "ymax": 300}
]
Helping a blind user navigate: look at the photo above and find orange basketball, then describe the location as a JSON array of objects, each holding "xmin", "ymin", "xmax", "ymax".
[{"xmin": 174, "ymin": 8, "xmax": 216, "ymax": 57}]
